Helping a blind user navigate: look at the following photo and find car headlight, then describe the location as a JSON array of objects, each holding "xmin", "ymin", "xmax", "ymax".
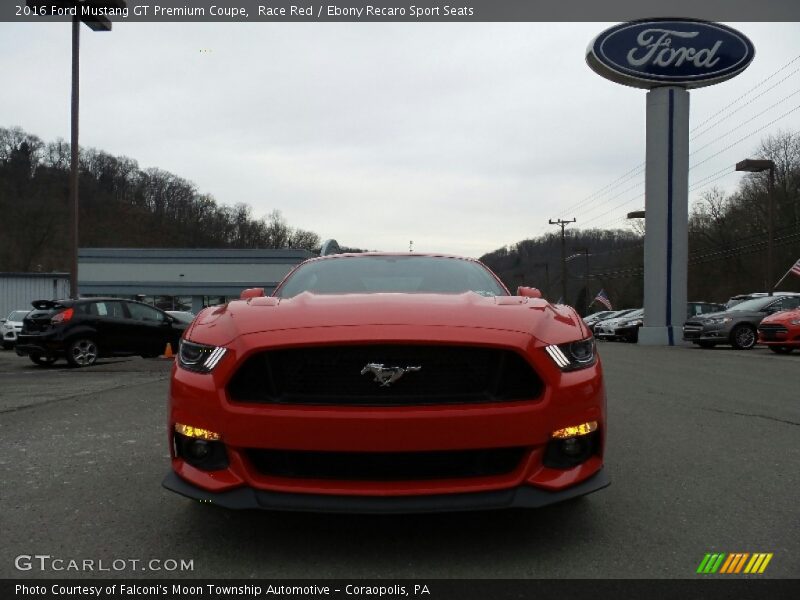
[
  {"xmin": 791, "ymin": 319, "xmax": 800, "ymax": 326},
  {"xmin": 621, "ymin": 319, "xmax": 643, "ymax": 327},
  {"xmin": 178, "ymin": 340, "xmax": 227, "ymax": 373},
  {"xmin": 545, "ymin": 338, "xmax": 597, "ymax": 371},
  {"xmin": 706, "ymin": 317, "xmax": 731, "ymax": 325}
]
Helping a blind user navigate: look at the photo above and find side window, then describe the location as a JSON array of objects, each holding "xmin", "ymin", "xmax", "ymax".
[
  {"xmin": 779, "ymin": 297, "xmax": 800, "ymax": 310},
  {"xmin": 92, "ymin": 301, "xmax": 126, "ymax": 318},
  {"xmin": 126, "ymin": 302, "xmax": 166, "ymax": 322}
]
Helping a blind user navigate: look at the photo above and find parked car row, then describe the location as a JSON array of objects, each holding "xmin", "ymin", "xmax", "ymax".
[
  {"xmin": 10, "ymin": 298, "xmax": 194, "ymax": 367},
  {"xmin": 684, "ymin": 292, "xmax": 800, "ymax": 351},
  {"xmin": 582, "ymin": 293, "xmax": 800, "ymax": 353}
]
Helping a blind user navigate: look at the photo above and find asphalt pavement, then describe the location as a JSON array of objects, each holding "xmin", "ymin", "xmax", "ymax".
[{"xmin": 0, "ymin": 343, "xmax": 797, "ymax": 579}]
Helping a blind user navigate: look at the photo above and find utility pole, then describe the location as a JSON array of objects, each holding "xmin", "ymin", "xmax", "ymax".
[{"xmin": 549, "ymin": 218, "xmax": 576, "ymax": 303}]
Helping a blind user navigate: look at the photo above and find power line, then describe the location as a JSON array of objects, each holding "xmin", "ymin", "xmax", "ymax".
[
  {"xmin": 563, "ymin": 55, "xmax": 800, "ymax": 224},
  {"xmin": 690, "ymin": 66, "xmax": 800, "ymax": 140},
  {"xmin": 690, "ymin": 53, "xmax": 800, "ymax": 134},
  {"xmin": 690, "ymin": 104, "xmax": 800, "ymax": 171},
  {"xmin": 690, "ymin": 89, "xmax": 800, "ymax": 156}
]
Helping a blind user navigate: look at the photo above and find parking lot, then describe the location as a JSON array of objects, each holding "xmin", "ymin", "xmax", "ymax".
[{"xmin": 0, "ymin": 343, "xmax": 798, "ymax": 579}]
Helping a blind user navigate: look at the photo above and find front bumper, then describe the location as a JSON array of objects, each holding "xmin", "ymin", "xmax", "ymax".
[
  {"xmin": 682, "ymin": 323, "xmax": 730, "ymax": 343},
  {"xmin": 167, "ymin": 325, "xmax": 607, "ymax": 507},
  {"xmin": 162, "ymin": 468, "xmax": 610, "ymax": 513},
  {"xmin": 758, "ymin": 325, "xmax": 800, "ymax": 347}
]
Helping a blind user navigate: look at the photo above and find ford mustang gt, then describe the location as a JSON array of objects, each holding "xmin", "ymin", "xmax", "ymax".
[{"xmin": 163, "ymin": 253, "xmax": 608, "ymax": 512}]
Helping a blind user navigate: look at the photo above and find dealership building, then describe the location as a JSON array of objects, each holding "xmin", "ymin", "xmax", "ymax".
[
  {"xmin": 76, "ymin": 248, "xmax": 313, "ymax": 313},
  {"xmin": 0, "ymin": 248, "xmax": 312, "ymax": 318}
]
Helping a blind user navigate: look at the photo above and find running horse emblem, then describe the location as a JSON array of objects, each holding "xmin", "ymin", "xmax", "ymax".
[{"xmin": 360, "ymin": 363, "xmax": 422, "ymax": 387}]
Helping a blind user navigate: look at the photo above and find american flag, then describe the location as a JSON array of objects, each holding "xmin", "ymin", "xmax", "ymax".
[
  {"xmin": 792, "ymin": 258, "xmax": 800, "ymax": 278},
  {"xmin": 593, "ymin": 289, "xmax": 613, "ymax": 310}
]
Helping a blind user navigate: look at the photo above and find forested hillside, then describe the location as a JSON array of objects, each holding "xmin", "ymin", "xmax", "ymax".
[
  {"xmin": 0, "ymin": 127, "xmax": 320, "ymax": 272},
  {"xmin": 481, "ymin": 131, "xmax": 800, "ymax": 311}
]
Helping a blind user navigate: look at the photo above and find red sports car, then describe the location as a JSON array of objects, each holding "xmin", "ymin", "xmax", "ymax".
[
  {"xmin": 163, "ymin": 253, "xmax": 608, "ymax": 512},
  {"xmin": 758, "ymin": 308, "xmax": 800, "ymax": 354}
]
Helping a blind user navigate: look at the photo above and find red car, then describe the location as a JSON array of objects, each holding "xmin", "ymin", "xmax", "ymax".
[
  {"xmin": 163, "ymin": 254, "xmax": 608, "ymax": 512},
  {"xmin": 758, "ymin": 308, "xmax": 800, "ymax": 354}
]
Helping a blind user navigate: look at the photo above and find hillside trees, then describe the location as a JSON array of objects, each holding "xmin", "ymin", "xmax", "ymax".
[{"xmin": 0, "ymin": 126, "xmax": 321, "ymax": 272}]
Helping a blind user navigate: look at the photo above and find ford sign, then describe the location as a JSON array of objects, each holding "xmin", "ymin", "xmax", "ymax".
[{"xmin": 587, "ymin": 19, "xmax": 755, "ymax": 89}]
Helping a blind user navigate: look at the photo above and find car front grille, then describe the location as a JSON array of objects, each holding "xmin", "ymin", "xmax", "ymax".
[
  {"xmin": 227, "ymin": 345, "xmax": 544, "ymax": 406},
  {"xmin": 758, "ymin": 324, "xmax": 788, "ymax": 336},
  {"xmin": 245, "ymin": 447, "xmax": 526, "ymax": 481},
  {"xmin": 683, "ymin": 322, "xmax": 703, "ymax": 338}
]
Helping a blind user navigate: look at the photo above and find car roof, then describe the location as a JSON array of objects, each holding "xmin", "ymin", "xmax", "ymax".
[{"xmin": 305, "ymin": 252, "xmax": 482, "ymax": 263}]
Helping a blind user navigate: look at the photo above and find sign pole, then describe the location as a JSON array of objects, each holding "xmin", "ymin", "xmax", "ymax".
[{"xmin": 638, "ymin": 87, "xmax": 689, "ymax": 346}]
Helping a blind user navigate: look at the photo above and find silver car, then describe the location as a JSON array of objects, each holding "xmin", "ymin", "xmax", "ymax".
[
  {"xmin": 594, "ymin": 309, "xmax": 641, "ymax": 340},
  {"xmin": 1, "ymin": 310, "xmax": 30, "ymax": 349}
]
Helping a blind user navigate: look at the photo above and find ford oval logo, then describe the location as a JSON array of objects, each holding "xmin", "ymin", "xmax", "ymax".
[{"xmin": 587, "ymin": 19, "xmax": 755, "ymax": 89}]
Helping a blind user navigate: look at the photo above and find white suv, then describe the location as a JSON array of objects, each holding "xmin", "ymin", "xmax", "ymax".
[{"xmin": 1, "ymin": 310, "xmax": 30, "ymax": 349}]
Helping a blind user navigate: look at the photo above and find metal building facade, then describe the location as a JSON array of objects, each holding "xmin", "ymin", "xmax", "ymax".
[
  {"xmin": 0, "ymin": 273, "xmax": 70, "ymax": 318},
  {"xmin": 78, "ymin": 248, "xmax": 312, "ymax": 313}
]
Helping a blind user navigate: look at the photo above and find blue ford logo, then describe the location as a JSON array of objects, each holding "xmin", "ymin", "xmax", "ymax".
[{"xmin": 587, "ymin": 19, "xmax": 755, "ymax": 89}]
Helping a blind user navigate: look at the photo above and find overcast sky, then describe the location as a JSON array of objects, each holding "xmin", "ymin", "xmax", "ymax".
[{"xmin": 2, "ymin": 21, "xmax": 799, "ymax": 257}]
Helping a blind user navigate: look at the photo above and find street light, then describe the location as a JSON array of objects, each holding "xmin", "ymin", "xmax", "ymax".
[
  {"xmin": 626, "ymin": 210, "xmax": 646, "ymax": 219},
  {"xmin": 567, "ymin": 248, "xmax": 590, "ymax": 314},
  {"xmin": 27, "ymin": 0, "xmax": 126, "ymax": 299},
  {"xmin": 736, "ymin": 158, "xmax": 776, "ymax": 295},
  {"xmin": 532, "ymin": 262, "xmax": 550, "ymax": 299}
]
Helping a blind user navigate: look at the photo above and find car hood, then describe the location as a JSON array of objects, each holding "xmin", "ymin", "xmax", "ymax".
[
  {"xmin": 760, "ymin": 309, "xmax": 800, "ymax": 324},
  {"xmin": 186, "ymin": 292, "xmax": 587, "ymax": 346},
  {"xmin": 691, "ymin": 310, "xmax": 761, "ymax": 322}
]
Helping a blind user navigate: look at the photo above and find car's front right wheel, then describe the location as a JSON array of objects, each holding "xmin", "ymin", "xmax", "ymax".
[
  {"xmin": 30, "ymin": 354, "xmax": 57, "ymax": 367},
  {"xmin": 66, "ymin": 338, "xmax": 99, "ymax": 367},
  {"xmin": 730, "ymin": 324, "xmax": 757, "ymax": 350},
  {"xmin": 768, "ymin": 345, "xmax": 794, "ymax": 354}
]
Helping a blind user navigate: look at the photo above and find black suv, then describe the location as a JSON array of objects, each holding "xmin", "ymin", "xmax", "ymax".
[{"xmin": 15, "ymin": 298, "xmax": 188, "ymax": 367}]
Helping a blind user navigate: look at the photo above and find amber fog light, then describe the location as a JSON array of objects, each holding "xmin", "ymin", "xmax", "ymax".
[
  {"xmin": 543, "ymin": 429, "xmax": 600, "ymax": 469},
  {"xmin": 561, "ymin": 437, "xmax": 582, "ymax": 457},
  {"xmin": 174, "ymin": 433, "xmax": 229, "ymax": 471}
]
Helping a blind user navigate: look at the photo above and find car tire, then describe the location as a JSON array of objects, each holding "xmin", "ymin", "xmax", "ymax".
[
  {"xmin": 30, "ymin": 354, "xmax": 57, "ymax": 366},
  {"xmin": 2, "ymin": 341, "xmax": 12, "ymax": 350},
  {"xmin": 698, "ymin": 341, "xmax": 716, "ymax": 349},
  {"xmin": 768, "ymin": 345, "xmax": 794, "ymax": 354},
  {"xmin": 730, "ymin": 324, "xmax": 757, "ymax": 350},
  {"xmin": 66, "ymin": 338, "xmax": 99, "ymax": 367}
]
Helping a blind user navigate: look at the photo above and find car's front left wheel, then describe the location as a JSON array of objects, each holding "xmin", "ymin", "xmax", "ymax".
[{"xmin": 66, "ymin": 338, "xmax": 99, "ymax": 367}]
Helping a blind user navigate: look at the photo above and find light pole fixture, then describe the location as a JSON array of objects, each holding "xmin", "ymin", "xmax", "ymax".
[
  {"xmin": 736, "ymin": 158, "xmax": 776, "ymax": 295},
  {"xmin": 567, "ymin": 247, "xmax": 591, "ymax": 315},
  {"xmin": 532, "ymin": 262, "xmax": 550, "ymax": 299},
  {"xmin": 26, "ymin": 0, "xmax": 126, "ymax": 299},
  {"xmin": 626, "ymin": 210, "xmax": 646, "ymax": 219}
]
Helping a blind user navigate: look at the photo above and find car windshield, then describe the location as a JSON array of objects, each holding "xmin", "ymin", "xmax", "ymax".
[
  {"xmin": 728, "ymin": 296, "xmax": 779, "ymax": 312},
  {"xmin": 276, "ymin": 255, "xmax": 509, "ymax": 298},
  {"xmin": 7, "ymin": 311, "xmax": 29, "ymax": 321}
]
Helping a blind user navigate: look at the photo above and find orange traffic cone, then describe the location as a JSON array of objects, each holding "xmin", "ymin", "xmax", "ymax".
[{"xmin": 161, "ymin": 343, "xmax": 175, "ymax": 359}]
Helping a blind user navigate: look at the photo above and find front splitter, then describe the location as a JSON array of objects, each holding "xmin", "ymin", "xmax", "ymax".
[{"xmin": 162, "ymin": 469, "xmax": 610, "ymax": 514}]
